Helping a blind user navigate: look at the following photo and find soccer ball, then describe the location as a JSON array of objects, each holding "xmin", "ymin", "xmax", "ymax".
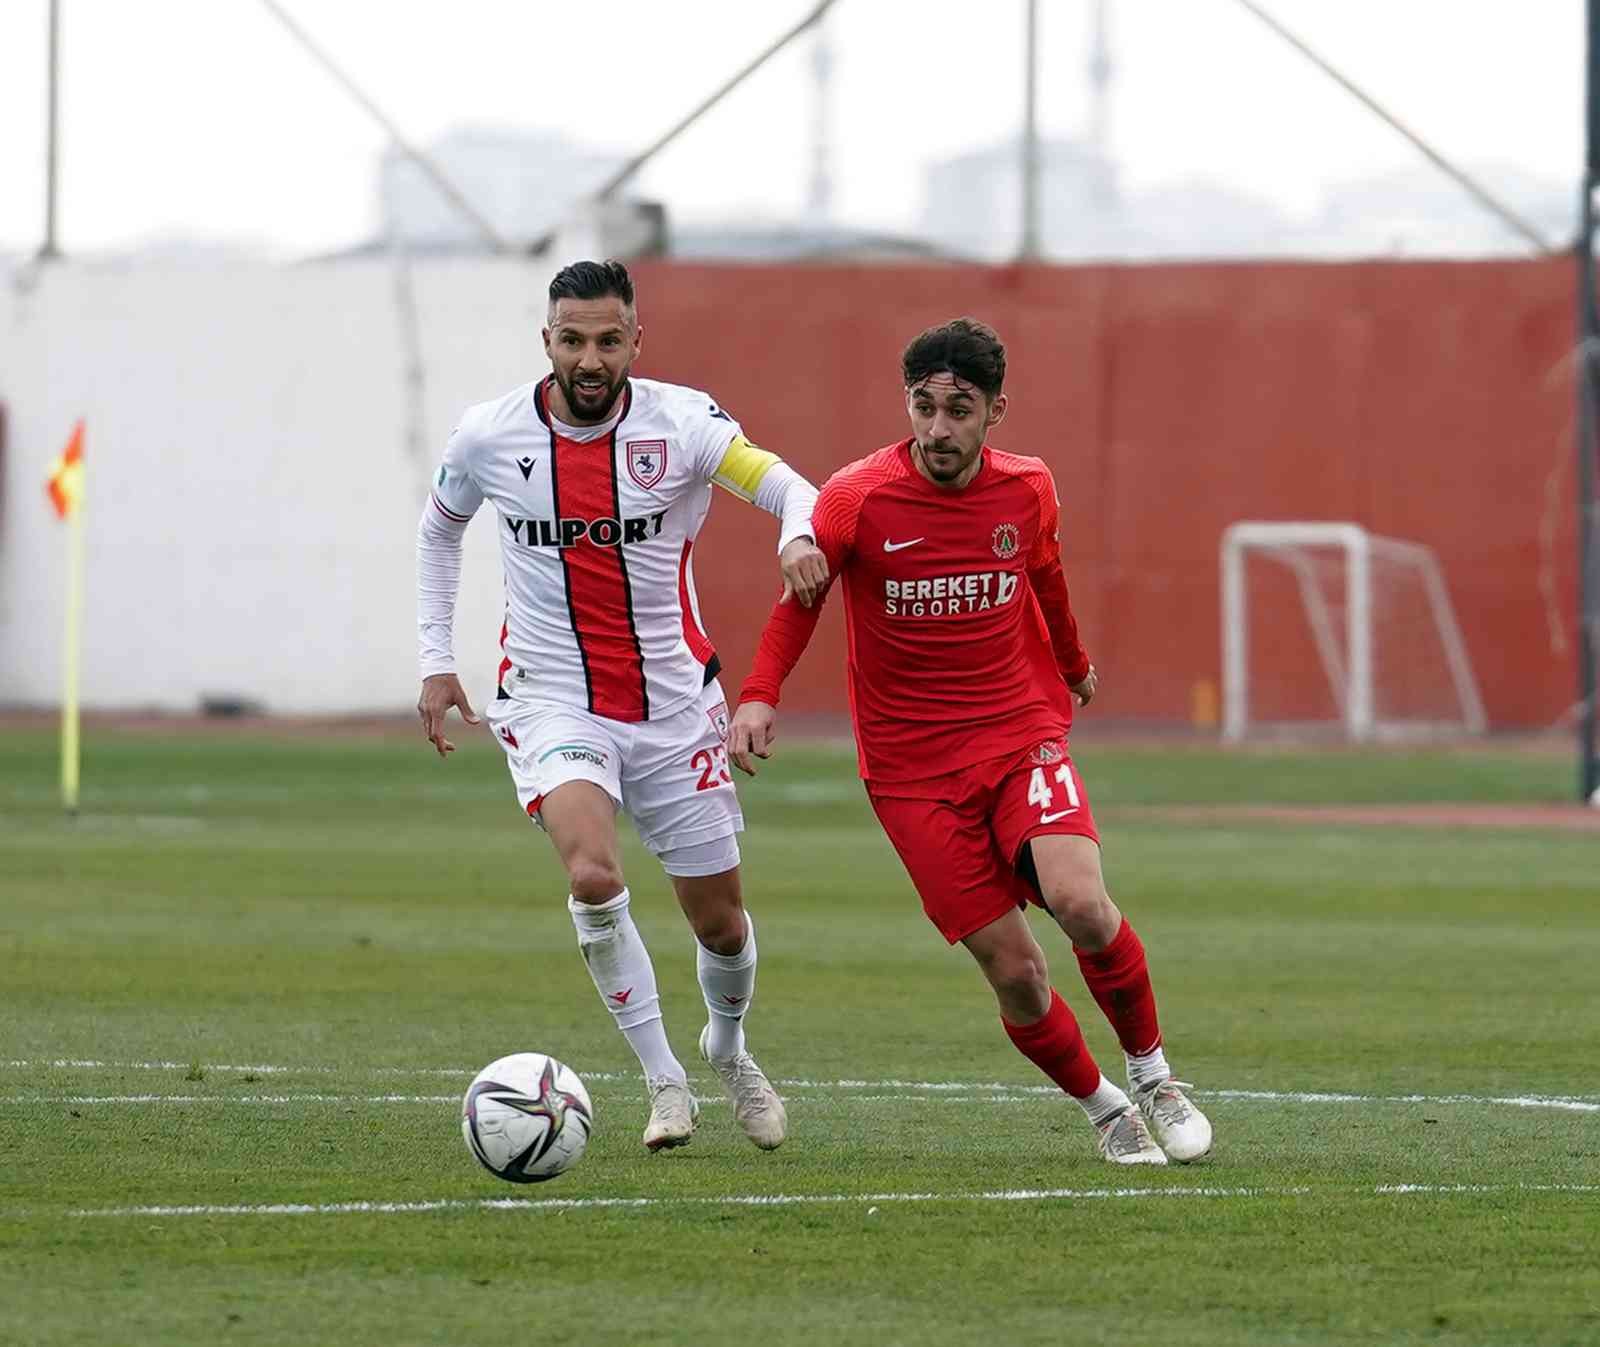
[{"xmin": 461, "ymin": 1052, "xmax": 594, "ymax": 1184}]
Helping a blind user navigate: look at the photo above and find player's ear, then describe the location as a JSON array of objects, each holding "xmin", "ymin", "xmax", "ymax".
[
  {"xmin": 987, "ymin": 392, "xmax": 1008, "ymax": 429},
  {"xmin": 541, "ymin": 326, "xmax": 553, "ymax": 358},
  {"xmin": 631, "ymin": 321, "xmax": 643, "ymax": 358}
]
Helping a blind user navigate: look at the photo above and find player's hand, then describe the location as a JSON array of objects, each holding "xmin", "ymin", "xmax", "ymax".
[
  {"xmin": 418, "ymin": 673, "xmax": 480, "ymax": 758},
  {"xmin": 1070, "ymin": 665, "xmax": 1098, "ymax": 708},
  {"xmin": 729, "ymin": 701, "xmax": 778, "ymax": 776},
  {"xmin": 778, "ymin": 536, "xmax": 829, "ymax": 608}
]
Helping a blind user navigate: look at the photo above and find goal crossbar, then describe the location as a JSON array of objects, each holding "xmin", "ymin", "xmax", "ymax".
[{"xmin": 1221, "ymin": 521, "xmax": 1488, "ymax": 742}]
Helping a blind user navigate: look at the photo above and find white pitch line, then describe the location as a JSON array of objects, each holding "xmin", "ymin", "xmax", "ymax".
[
  {"xmin": 4, "ymin": 1062, "xmax": 1597, "ymax": 1113},
  {"xmin": 63, "ymin": 1181, "xmax": 1600, "ymax": 1221},
  {"xmin": 3, "ymin": 1095, "xmax": 463, "ymax": 1105}
]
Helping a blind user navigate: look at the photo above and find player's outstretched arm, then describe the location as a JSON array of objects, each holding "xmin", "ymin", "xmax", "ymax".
[
  {"xmin": 707, "ymin": 432, "xmax": 828, "ymax": 606},
  {"xmin": 733, "ymin": 578, "xmax": 831, "ymax": 775},
  {"xmin": 418, "ymin": 673, "xmax": 480, "ymax": 758},
  {"xmin": 416, "ymin": 430, "xmax": 483, "ymax": 759}
]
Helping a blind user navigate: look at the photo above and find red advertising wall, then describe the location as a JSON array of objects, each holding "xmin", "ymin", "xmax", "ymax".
[{"xmin": 628, "ymin": 257, "xmax": 1579, "ymax": 728}]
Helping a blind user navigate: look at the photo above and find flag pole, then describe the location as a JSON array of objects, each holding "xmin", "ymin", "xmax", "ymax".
[
  {"xmin": 52, "ymin": 423, "xmax": 87, "ymax": 815},
  {"xmin": 61, "ymin": 467, "xmax": 83, "ymax": 814}
]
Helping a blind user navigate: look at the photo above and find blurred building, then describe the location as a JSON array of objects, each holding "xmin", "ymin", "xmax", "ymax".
[
  {"xmin": 1304, "ymin": 163, "xmax": 1574, "ymax": 257},
  {"xmin": 918, "ymin": 136, "xmax": 1124, "ymax": 262}
]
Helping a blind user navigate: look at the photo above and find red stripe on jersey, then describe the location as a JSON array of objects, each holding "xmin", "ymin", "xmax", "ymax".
[
  {"xmin": 550, "ymin": 410, "xmax": 649, "ymax": 723},
  {"xmin": 497, "ymin": 619, "xmax": 512, "ymax": 695},
  {"xmin": 677, "ymin": 540, "xmax": 717, "ymax": 669},
  {"xmin": 431, "ymin": 493, "xmax": 472, "ymax": 523}
]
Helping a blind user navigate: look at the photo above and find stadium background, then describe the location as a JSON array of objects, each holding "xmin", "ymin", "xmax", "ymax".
[{"xmin": 0, "ymin": 254, "xmax": 1582, "ymax": 724}]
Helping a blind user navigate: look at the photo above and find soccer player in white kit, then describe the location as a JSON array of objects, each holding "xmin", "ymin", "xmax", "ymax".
[{"xmin": 416, "ymin": 261, "xmax": 826, "ymax": 1153}]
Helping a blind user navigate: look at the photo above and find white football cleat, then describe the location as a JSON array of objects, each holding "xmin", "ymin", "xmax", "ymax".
[
  {"xmin": 1096, "ymin": 1106, "xmax": 1168, "ymax": 1165},
  {"xmin": 1134, "ymin": 1078, "xmax": 1212, "ymax": 1162},
  {"xmin": 698, "ymin": 1025, "xmax": 787, "ymax": 1151},
  {"xmin": 642, "ymin": 1077, "xmax": 699, "ymax": 1152}
]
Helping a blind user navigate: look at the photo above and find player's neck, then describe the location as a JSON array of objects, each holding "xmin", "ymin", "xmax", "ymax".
[{"xmin": 909, "ymin": 441, "xmax": 986, "ymax": 491}]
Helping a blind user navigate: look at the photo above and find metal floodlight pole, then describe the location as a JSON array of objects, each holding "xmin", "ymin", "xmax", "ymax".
[
  {"xmin": 39, "ymin": 0, "xmax": 62, "ymax": 260},
  {"xmin": 1579, "ymin": 0, "xmax": 1600, "ymax": 802},
  {"xmin": 258, "ymin": 0, "xmax": 509, "ymax": 252},
  {"xmin": 590, "ymin": 0, "xmax": 840, "ymax": 205},
  {"xmin": 1019, "ymin": 0, "xmax": 1041, "ymax": 261},
  {"xmin": 1232, "ymin": 0, "xmax": 1556, "ymax": 256}
]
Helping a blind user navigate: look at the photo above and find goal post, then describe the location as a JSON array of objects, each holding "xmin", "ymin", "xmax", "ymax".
[{"xmin": 1221, "ymin": 521, "xmax": 1488, "ymax": 742}]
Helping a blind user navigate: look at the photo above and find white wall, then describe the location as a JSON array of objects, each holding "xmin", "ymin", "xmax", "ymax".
[{"xmin": 0, "ymin": 256, "xmax": 557, "ymax": 713}]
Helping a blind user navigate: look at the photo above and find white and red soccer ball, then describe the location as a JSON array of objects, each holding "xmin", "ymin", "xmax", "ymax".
[{"xmin": 461, "ymin": 1052, "xmax": 593, "ymax": 1183}]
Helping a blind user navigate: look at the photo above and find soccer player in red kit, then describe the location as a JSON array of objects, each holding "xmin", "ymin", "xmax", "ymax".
[{"xmin": 729, "ymin": 318, "xmax": 1212, "ymax": 1165}]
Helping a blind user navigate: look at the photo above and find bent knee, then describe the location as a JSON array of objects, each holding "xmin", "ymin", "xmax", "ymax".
[
  {"xmin": 982, "ymin": 947, "xmax": 1049, "ymax": 999},
  {"xmin": 693, "ymin": 904, "xmax": 747, "ymax": 955},
  {"xmin": 1040, "ymin": 873, "xmax": 1113, "ymax": 929},
  {"xmin": 567, "ymin": 857, "xmax": 626, "ymax": 902}
]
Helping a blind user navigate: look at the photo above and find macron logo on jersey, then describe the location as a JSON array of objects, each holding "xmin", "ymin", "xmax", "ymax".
[
  {"xmin": 884, "ymin": 570, "xmax": 1020, "ymax": 617},
  {"xmin": 505, "ymin": 512, "xmax": 667, "ymax": 550}
]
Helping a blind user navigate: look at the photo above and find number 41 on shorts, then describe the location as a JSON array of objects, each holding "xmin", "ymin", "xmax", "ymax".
[{"xmin": 1027, "ymin": 763, "xmax": 1080, "ymax": 818}]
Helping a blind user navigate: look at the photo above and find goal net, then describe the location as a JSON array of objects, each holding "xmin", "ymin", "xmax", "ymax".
[{"xmin": 1221, "ymin": 522, "xmax": 1487, "ymax": 742}]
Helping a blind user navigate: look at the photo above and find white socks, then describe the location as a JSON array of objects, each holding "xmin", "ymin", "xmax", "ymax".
[
  {"xmin": 1126, "ymin": 1044, "xmax": 1172, "ymax": 1094},
  {"xmin": 1075, "ymin": 1074, "xmax": 1135, "ymax": 1127},
  {"xmin": 696, "ymin": 911, "xmax": 758, "ymax": 1060},
  {"xmin": 568, "ymin": 889, "xmax": 685, "ymax": 1084}
]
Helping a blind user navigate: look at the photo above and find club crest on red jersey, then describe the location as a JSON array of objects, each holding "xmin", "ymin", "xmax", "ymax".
[
  {"xmin": 1029, "ymin": 739, "xmax": 1064, "ymax": 765},
  {"xmin": 991, "ymin": 522, "xmax": 1020, "ymax": 559},
  {"xmin": 625, "ymin": 439, "xmax": 668, "ymax": 490}
]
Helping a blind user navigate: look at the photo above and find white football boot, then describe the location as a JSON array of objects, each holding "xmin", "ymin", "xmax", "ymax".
[
  {"xmin": 1133, "ymin": 1078, "xmax": 1212, "ymax": 1162},
  {"xmin": 642, "ymin": 1076, "xmax": 699, "ymax": 1152},
  {"xmin": 698, "ymin": 1025, "xmax": 787, "ymax": 1150},
  {"xmin": 1096, "ymin": 1106, "xmax": 1168, "ymax": 1165}
]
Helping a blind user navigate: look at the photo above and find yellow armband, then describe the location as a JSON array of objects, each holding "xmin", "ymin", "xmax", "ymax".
[{"xmin": 711, "ymin": 434, "xmax": 780, "ymax": 501}]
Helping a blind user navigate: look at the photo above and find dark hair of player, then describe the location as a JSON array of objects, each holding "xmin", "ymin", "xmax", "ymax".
[
  {"xmin": 548, "ymin": 259, "xmax": 636, "ymax": 309},
  {"xmin": 901, "ymin": 318, "xmax": 1007, "ymax": 399}
]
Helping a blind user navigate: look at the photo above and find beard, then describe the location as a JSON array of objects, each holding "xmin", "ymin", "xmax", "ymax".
[
  {"xmin": 554, "ymin": 366, "xmax": 628, "ymax": 423},
  {"xmin": 916, "ymin": 438, "xmax": 979, "ymax": 482}
]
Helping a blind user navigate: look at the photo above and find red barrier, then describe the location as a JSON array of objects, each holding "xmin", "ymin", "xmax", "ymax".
[{"xmin": 629, "ymin": 258, "xmax": 1577, "ymax": 728}]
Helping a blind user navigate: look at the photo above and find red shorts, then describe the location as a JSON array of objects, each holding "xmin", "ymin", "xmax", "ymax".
[{"xmin": 866, "ymin": 736, "xmax": 1100, "ymax": 944}]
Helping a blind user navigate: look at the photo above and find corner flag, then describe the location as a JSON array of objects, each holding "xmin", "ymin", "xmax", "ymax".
[
  {"xmin": 47, "ymin": 421, "xmax": 85, "ymax": 519},
  {"xmin": 47, "ymin": 420, "xmax": 86, "ymax": 813}
]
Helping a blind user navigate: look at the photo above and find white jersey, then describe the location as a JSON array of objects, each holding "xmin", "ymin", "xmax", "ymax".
[{"xmin": 421, "ymin": 376, "xmax": 813, "ymax": 724}]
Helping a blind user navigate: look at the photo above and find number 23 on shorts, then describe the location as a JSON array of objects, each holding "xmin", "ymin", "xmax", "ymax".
[
  {"xmin": 691, "ymin": 744, "xmax": 733, "ymax": 792},
  {"xmin": 1026, "ymin": 763, "xmax": 1080, "ymax": 819}
]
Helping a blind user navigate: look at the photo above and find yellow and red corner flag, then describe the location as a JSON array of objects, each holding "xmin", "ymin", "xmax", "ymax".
[
  {"xmin": 47, "ymin": 420, "xmax": 86, "ymax": 519},
  {"xmin": 47, "ymin": 420, "xmax": 87, "ymax": 814}
]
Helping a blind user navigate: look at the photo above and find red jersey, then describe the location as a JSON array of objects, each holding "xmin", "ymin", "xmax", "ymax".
[{"xmin": 739, "ymin": 439, "xmax": 1091, "ymax": 785}]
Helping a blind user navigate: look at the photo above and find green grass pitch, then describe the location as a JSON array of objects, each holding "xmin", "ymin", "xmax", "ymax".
[{"xmin": 1, "ymin": 725, "xmax": 1596, "ymax": 1346}]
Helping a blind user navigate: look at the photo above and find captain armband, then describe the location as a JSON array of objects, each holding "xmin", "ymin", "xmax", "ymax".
[{"xmin": 711, "ymin": 434, "xmax": 781, "ymax": 501}]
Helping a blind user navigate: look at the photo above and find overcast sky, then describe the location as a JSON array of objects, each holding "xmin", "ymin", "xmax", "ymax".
[{"xmin": 0, "ymin": 0, "xmax": 1585, "ymax": 258}]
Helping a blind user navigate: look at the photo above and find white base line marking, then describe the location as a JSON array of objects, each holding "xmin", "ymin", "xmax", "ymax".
[
  {"xmin": 4, "ymin": 1063, "xmax": 1597, "ymax": 1113},
  {"xmin": 64, "ymin": 1182, "xmax": 1600, "ymax": 1220},
  {"xmin": 4, "ymin": 1088, "xmax": 1596, "ymax": 1113}
]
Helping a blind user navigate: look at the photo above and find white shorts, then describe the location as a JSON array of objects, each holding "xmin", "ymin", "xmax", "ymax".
[{"xmin": 485, "ymin": 678, "xmax": 744, "ymax": 864}]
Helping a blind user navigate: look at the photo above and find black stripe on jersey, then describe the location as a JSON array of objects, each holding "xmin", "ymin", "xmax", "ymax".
[
  {"xmin": 606, "ymin": 389, "xmax": 649, "ymax": 720},
  {"xmin": 702, "ymin": 654, "xmax": 722, "ymax": 686},
  {"xmin": 543, "ymin": 402, "xmax": 595, "ymax": 713}
]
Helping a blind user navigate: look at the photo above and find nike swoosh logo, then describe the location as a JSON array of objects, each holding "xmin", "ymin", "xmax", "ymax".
[
  {"xmin": 882, "ymin": 537, "xmax": 925, "ymax": 552},
  {"xmin": 1039, "ymin": 808, "xmax": 1079, "ymax": 823}
]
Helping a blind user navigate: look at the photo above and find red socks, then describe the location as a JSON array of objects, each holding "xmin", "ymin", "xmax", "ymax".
[
  {"xmin": 1074, "ymin": 918, "xmax": 1162, "ymax": 1057},
  {"xmin": 1002, "ymin": 988, "xmax": 1102, "ymax": 1098}
]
